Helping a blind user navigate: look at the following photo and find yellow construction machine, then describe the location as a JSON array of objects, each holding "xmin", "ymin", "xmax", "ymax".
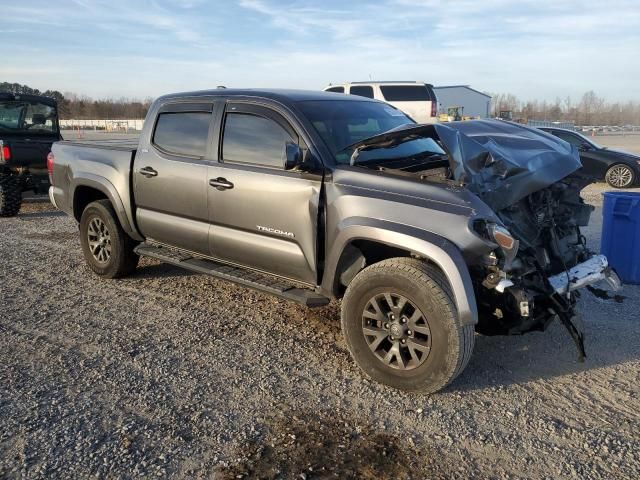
[{"xmin": 438, "ymin": 106, "xmax": 476, "ymax": 122}]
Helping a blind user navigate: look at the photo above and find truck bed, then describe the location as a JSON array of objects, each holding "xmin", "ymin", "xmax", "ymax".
[
  {"xmin": 50, "ymin": 139, "xmax": 139, "ymax": 236},
  {"xmin": 58, "ymin": 138, "xmax": 138, "ymax": 152}
]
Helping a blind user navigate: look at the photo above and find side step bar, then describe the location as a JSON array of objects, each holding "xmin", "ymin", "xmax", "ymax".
[{"xmin": 134, "ymin": 243, "xmax": 330, "ymax": 308}]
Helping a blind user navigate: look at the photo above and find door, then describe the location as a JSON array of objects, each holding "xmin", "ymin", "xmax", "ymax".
[
  {"xmin": 207, "ymin": 103, "xmax": 322, "ymax": 285},
  {"xmin": 134, "ymin": 102, "xmax": 216, "ymax": 255},
  {"xmin": 552, "ymin": 130, "xmax": 606, "ymax": 177}
]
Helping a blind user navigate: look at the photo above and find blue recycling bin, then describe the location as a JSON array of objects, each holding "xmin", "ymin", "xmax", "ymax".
[{"xmin": 601, "ymin": 191, "xmax": 640, "ymax": 284}]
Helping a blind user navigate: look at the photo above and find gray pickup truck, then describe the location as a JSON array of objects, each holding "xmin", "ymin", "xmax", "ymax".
[{"xmin": 49, "ymin": 89, "xmax": 619, "ymax": 393}]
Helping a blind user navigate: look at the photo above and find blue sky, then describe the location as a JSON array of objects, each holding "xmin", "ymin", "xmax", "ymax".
[{"xmin": 1, "ymin": 0, "xmax": 639, "ymax": 101}]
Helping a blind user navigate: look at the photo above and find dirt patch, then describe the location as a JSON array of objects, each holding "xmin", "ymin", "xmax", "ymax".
[{"xmin": 218, "ymin": 409, "xmax": 432, "ymax": 480}]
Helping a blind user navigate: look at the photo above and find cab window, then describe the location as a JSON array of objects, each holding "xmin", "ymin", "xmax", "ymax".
[
  {"xmin": 349, "ymin": 86, "xmax": 374, "ymax": 99},
  {"xmin": 223, "ymin": 113, "xmax": 294, "ymax": 168},
  {"xmin": 152, "ymin": 112, "xmax": 211, "ymax": 157},
  {"xmin": 380, "ymin": 85, "xmax": 433, "ymax": 101},
  {"xmin": 553, "ymin": 131, "xmax": 583, "ymax": 147}
]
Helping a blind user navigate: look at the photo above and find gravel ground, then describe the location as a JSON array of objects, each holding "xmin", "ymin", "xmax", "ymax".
[
  {"xmin": 1, "ymin": 184, "xmax": 639, "ymax": 479},
  {"xmin": 591, "ymin": 134, "xmax": 640, "ymax": 154}
]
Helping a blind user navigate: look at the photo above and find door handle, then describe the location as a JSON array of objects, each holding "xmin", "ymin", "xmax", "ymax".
[
  {"xmin": 139, "ymin": 166, "xmax": 158, "ymax": 178},
  {"xmin": 209, "ymin": 177, "xmax": 234, "ymax": 190}
]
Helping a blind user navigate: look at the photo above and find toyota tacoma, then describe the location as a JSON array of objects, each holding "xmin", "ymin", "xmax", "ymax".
[{"xmin": 49, "ymin": 89, "xmax": 620, "ymax": 393}]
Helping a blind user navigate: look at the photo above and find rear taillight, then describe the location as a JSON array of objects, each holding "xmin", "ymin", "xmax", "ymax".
[
  {"xmin": 47, "ymin": 152, "xmax": 55, "ymax": 183},
  {"xmin": 1, "ymin": 145, "xmax": 10, "ymax": 161},
  {"xmin": 431, "ymin": 101, "xmax": 437, "ymax": 117}
]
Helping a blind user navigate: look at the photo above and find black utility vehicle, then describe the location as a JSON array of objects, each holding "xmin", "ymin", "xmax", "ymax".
[
  {"xmin": 0, "ymin": 92, "xmax": 61, "ymax": 216},
  {"xmin": 540, "ymin": 127, "xmax": 640, "ymax": 188}
]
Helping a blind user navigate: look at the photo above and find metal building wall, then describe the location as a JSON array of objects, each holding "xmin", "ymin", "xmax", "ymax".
[{"xmin": 433, "ymin": 86, "xmax": 492, "ymax": 118}]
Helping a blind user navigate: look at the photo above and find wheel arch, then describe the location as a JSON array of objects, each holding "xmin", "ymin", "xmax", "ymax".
[
  {"xmin": 71, "ymin": 175, "xmax": 143, "ymax": 241},
  {"xmin": 322, "ymin": 218, "xmax": 478, "ymax": 326}
]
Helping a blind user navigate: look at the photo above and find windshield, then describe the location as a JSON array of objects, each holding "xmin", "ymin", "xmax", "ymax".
[
  {"xmin": 547, "ymin": 128, "xmax": 602, "ymax": 150},
  {"xmin": 297, "ymin": 100, "xmax": 415, "ymax": 163},
  {"xmin": 0, "ymin": 101, "xmax": 58, "ymax": 134},
  {"xmin": 349, "ymin": 136, "xmax": 446, "ymax": 165}
]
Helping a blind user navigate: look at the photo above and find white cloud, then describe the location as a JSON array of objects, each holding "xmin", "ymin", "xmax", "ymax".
[{"xmin": 1, "ymin": 0, "xmax": 638, "ymax": 101}]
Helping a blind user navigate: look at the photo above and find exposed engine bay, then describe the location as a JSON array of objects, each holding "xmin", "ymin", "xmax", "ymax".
[
  {"xmin": 347, "ymin": 119, "xmax": 622, "ymax": 359},
  {"xmin": 472, "ymin": 174, "xmax": 603, "ymax": 359}
]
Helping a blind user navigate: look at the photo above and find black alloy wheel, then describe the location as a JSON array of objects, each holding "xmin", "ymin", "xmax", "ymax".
[{"xmin": 362, "ymin": 292, "xmax": 432, "ymax": 370}]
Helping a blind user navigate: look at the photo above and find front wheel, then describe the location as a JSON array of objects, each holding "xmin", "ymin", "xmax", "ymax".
[
  {"xmin": 605, "ymin": 164, "xmax": 635, "ymax": 188},
  {"xmin": 79, "ymin": 200, "xmax": 139, "ymax": 278},
  {"xmin": 341, "ymin": 257, "xmax": 474, "ymax": 393},
  {"xmin": 0, "ymin": 174, "xmax": 22, "ymax": 217}
]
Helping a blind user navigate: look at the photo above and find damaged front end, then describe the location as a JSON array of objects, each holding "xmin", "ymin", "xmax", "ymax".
[
  {"xmin": 440, "ymin": 121, "xmax": 622, "ymax": 360},
  {"xmin": 347, "ymin": 120, "xmax": 622, "ymax": 358},
  {"xmin": 471, "ymin": 173, "xmax": 620, "ymax": 359}
]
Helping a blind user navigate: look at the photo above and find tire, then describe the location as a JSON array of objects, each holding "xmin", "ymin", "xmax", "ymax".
[
  {"xmin": 0, "ymin": 174, "xmax": 22, "ymax": 217},
  {"xmin": 605, "ymin": 164, "xmax": 635, "ymax": 188},
  {"xmin": 79, "ymin": 200, "xmax": 139, "ymax": 278},
  {"xmin": 341, "ymin": 257, "xmax": 474, "ymax": 393}
]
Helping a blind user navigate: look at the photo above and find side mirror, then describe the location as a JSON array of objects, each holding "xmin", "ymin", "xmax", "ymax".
[{"xmin": 284, "ymin": 142, "xmax": 303, "ymax": 170}]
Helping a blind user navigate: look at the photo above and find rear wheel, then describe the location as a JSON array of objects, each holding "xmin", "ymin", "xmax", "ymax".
[
  {"xmin": 79, "ymin": 200, "xmax": 139, "ymax": 278},
  {"xmin": 605, "ymin": 164, "xmax": 635, "ymax": 188},
  {"xmin": 341, "ymin": 257, "xmax": 474, "ymax": 393},
  {"xmin": 0, "ymin": 174, "xmax": 22, "ymax": 217}
]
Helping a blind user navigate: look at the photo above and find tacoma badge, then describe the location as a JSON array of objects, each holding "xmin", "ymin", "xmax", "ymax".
[{"xmin": 256, "ymin": 225, "xmax": 295, "ymax": 238}]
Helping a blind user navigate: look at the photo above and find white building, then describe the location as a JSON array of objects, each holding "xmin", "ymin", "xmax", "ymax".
[{"xmin": 433, "ymin": 85, "xmax": 492, "ymax": 119}]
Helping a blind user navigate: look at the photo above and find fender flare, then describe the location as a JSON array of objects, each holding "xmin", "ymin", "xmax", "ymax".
[
  {"xmin": 71, "ymin": 174, "xmax": 143, "ymax": 241},
  {"xmin": 322, "ymin": 217, "xmax": 478, "ymax": 326}
]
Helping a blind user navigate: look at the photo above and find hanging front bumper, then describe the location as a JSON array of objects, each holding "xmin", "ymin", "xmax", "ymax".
[{"xmin": 547, "ymin": 254, "xmax": 622, "ymax": 295}]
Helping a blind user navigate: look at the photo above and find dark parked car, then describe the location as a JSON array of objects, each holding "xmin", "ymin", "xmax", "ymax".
[
  {"xmin": 0, "ymin": 92, "xmax": 61, "ymax": 216},
  {"xmin": 540, "ymin": 127, "xmax": 640, "ymax": 188}
]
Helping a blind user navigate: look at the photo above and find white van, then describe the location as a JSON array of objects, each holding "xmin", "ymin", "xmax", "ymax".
[{"xmin": 323, "ymin": 81, "xmax": 439, "ymax": 124}]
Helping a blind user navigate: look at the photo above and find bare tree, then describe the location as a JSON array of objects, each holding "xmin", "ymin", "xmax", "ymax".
[
  {"xmin": 1, "ymin": 82, "xmax": 152, "ymax": 119},
  {"xmin": 489, "ymin": 90, "xmax": 639, "ymax": 125}
]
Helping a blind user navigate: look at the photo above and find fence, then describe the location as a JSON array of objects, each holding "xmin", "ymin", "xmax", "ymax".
[
  {"xmin": 527, "ymin": 119, "xmax": 575, "ymax": 129},
  {"xmin": 59, "ymin": 119, "xmax": 144, "ymax": 132}
]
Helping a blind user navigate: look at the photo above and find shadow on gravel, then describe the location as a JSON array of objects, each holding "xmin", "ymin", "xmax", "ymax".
[
  {"xmin": 277, "ymin": 296, "xmax": 639, "ymax": 395},
  {"xmin": 217, "ymin": 409, "xmax": 441, "ymax": 480},
  {"xmin": 17, "ymin": 210, "xmax": 66, "ymax": 218},
  {"xmin": 448, "ymin": 317, "xmax": 640, "ymax": 393},
  {"xmin": 27, "ymin": 231, "xmax": 79, "ymax": 242},
  {"xmin": 134, "ymin": 262, "xmax": 196, "ymax": 279},
  {"xmin": 21, "ymin": 195, "xmax": 50, "ymax": 203}
]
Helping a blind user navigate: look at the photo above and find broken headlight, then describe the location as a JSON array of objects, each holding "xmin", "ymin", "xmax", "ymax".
[
  {"xmin": 488, "ymin": 224, "xmax": 519, "ymax": 267},
  {"xmin": 473, "ymin": 220, "xmax": 520, "ymax": 267}
]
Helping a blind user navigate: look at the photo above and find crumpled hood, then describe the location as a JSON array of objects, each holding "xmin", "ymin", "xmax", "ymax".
[{"xmin": 349, "ymin": 119, "xmax": 583, "ymax": 211}]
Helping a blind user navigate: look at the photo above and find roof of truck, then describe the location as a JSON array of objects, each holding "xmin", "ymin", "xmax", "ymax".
[
  {"xmin": 0, "ymin": 92, "xmax": 58, "ymax": 106},
  {"xmin": 157, "ymin": 88, "xmax": 371, "ymax": 103}
]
